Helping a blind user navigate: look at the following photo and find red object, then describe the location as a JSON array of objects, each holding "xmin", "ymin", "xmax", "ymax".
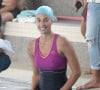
[{"xmin": 57, "ymin": 16, "xmax": 82, "ymax": 21}]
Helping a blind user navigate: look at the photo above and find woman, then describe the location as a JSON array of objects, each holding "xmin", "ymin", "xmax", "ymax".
[{"xmin": 28, "ymin": 6, "xmax": 81, "ymax": 90}]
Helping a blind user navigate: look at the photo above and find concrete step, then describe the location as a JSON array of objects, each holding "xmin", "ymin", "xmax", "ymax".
[{"xmin": 4, "ymin": 21, "xmax": 86, "ymax": 43}]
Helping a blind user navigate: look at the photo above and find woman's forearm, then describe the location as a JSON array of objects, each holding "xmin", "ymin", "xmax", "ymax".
[
  {"xmin": 60, "ymin": 71, "xmax": 81, "ymax": 90},
  {"xmin": 32, "ymin": 75, "xmax": 39, "ymax": 90}
]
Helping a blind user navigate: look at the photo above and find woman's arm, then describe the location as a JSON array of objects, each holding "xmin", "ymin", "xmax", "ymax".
[
  {"xmin": 58, "ymin": 36, "xmax": 81, "ymax": 90},
  {"xmin": 27, "ymin": 40, "xmax": 39, "ymax": 90}
]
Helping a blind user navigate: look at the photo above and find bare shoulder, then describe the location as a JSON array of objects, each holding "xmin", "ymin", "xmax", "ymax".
[
  {"xmin": 57, "ymin": 35, "xmax": 72, "ymax": 47},
  {"xmin": 57, "ymin": 35, "xmax": 74, "ymax": 53},
  {"xmin": 27, "ymin": 39, "xmax": 36, "ymax": 55}
]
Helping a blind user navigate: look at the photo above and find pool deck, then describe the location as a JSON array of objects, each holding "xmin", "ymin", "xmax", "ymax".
[{"xmin": 1, "ymin": 68, "xmax": 100, "ymax": 90}]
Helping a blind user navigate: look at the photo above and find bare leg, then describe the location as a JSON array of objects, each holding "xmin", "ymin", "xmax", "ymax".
[
  {"xmin": 76, "ymin": 70, "xmax": 100, "ymax": 90},
  {"xmin": 0, "ymin": 31, "xmax": 5, "ymax": 39},
  {"xmin": 0, "ymin": 32, "xmax": 2, "ymax": 38},
  {"xmin": 0, "ymin": 48, "xmax": 4, "ymax": 53},
  {"xmin": 1, "ymin": 12, "xmax": 14, "ymax": 24},
  {"xmin": 83, "ymin": 69, "xmax": 92, "ymax": 74}
]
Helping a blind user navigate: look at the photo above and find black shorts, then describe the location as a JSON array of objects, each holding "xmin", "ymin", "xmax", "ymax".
[{"xmin": 10, "ymin": 8, "xmax": 21, "ymax": 18}]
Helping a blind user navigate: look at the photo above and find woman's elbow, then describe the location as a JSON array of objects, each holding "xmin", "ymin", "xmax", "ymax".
[{"xmin": 75, "ymin": 69, "xmax": 81, "ymax": 78}]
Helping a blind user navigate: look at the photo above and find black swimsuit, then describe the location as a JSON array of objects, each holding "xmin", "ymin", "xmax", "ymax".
[{"xmin": 37, "ymin": 69, "xmax": 72, "ymax": 90}]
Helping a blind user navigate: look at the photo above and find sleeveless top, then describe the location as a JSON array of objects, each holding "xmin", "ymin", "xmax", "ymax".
[{"xmin": 34, "ymin": 34, "xmax": 67, "ymax": 70}]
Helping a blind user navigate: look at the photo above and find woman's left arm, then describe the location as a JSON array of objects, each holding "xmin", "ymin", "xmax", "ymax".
[{"xmin": 58, "ymin": 36, "xmax": 81, "ymax": 90}]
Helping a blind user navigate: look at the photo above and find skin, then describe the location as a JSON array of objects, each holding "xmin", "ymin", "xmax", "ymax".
[
  {"xmin": 0, "ymin": 0, "xmax": 18, "ymax": 24},
  {"xmin": 80, "ymin": 0, "xmax": 87, "ymax": 37},
  {"xmin": 81, "ymin": 15, "xmax": 86, "ymax": 37},
  {"xmin": 0, "ymin": 0, "xmax": 23, "ymax": 50},
  {"xmin": 0, "ymin": 48, "xmax": 3, "ymax": 53},
  {"xmin": 17, "ymin": 0, "xmax": 24, "ymax": 10},
  {"xmin": 28, "ymin": 14, "xmax": 81, "ymax": 90}
]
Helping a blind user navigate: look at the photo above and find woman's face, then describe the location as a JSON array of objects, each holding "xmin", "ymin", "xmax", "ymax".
[{"xmin": 35, "ymin": 14, "xmax": 52, "ymax": 34}]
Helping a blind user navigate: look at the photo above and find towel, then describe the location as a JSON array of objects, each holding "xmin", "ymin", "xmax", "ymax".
[{"xmin": 0, "ymin": 39, "xmax": 14, "ymax": 53}]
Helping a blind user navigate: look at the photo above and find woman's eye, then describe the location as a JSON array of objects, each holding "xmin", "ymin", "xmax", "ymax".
[
  {"xmin": 45, "ymin": 19, "xmax": 49, "ymax": 22},
  {"xmin": 36, "ymin": 19, "xmax": 41, "ymax": 23}
]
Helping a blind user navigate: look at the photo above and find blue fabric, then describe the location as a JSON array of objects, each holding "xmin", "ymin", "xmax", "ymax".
[
  {"xmin": 86, "ymin": 3, "xmax": 100, "ymax": 70},
  {"xmin": 35, "ymin": 6, "xmax": 55, "ymax": 21},
  {"xmin": 17, "ymin": 10, "xmax": 36, "ymax": 18},
  {"xmin": 86, "ymin": 3, "xmax": 100, "ymax": 40},
  {"xmin": 0, "ymin": 53, "xmax": 11, "ymax": 72},
  {"xmin": 88, "ymin": 37, "xmax": 100, "ymax": 70}
]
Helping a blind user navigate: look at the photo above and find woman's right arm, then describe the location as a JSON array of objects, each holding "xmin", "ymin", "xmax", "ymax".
[{"xmin": 27, "ymin": 40, "xmax": 39, "ymax": 90}]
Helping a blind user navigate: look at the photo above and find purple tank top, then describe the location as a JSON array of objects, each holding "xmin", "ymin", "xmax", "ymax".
[{"xmin": 34, "ymin": 34, "xmax": 67, "ymax": 70}]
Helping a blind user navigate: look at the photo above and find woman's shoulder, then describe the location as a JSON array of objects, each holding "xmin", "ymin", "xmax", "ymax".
[
  {"xmin": 57, "ymin": 34, "xmax": 72, "ymax": 49},
  {"xmin": 27, "ymin": 39, "xmax": 37, "ymax": 53},
  {"xmin": 57, "ymin": 34, "xmax": 70, "ymax": 44}
]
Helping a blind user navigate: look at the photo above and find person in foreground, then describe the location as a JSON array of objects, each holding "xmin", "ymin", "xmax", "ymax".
[
  {"xmin": 28, "ymin": 5, "xmax": 81, "ymax": 90},
  {"xmin": 75, "ymin": 0, "xmax": 100, "ymax": 90}
]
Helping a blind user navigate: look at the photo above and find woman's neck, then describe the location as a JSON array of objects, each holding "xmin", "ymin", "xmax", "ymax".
[{"xmin": 40, "ymin": 32, "xmax": 54, "ymax": 40}]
